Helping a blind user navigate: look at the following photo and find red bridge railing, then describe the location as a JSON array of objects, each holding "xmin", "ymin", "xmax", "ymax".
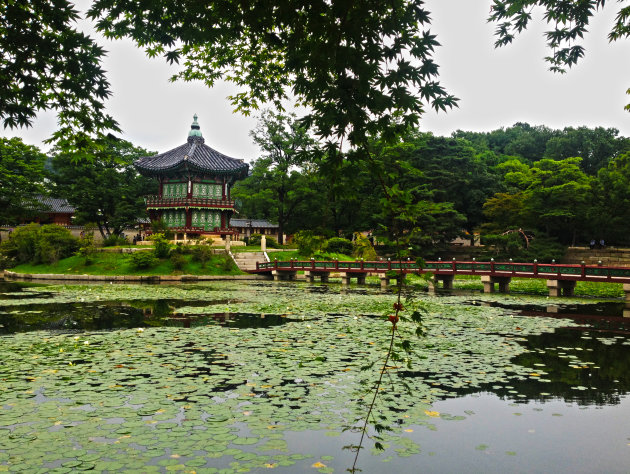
[{"xmin": 254, "ymin": 259, "xmax": 630, "ymax": 283}]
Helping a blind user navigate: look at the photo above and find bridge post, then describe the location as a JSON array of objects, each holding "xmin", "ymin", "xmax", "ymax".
[
  {"xmin": 356, "ymin": 273, "xmax": 367, "ymax": 285},
  {"xmin": 546, "ymin": 279, "xmax": 576, "ymax": 297},
  {"xmin": 434, "ymin": 275, "xmax": 454, "ymax": 290},
  {"xmin": 304, "ymin": 270, "xmax": 315, "ymax": 283},
  {"xmin": 481, "ymin": 275, "xmax": 496, "ymax": 293},
  {"xmin": 320, "ymin": 272, "xmax": 330, "ymax": 283},
  {"xmin": 272, "ymin": 270, "xmax": 297, "ymax": 281},
  {"xmin": 481, "ymin": 275, "xmax": 511, "ymax": 293},
  {"xmin": 341, "ymin": 273, "xmax": 351, "ymax": 286}
]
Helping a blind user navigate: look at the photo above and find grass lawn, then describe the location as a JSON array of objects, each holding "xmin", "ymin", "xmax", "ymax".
[
  {"xmin": 11, "ymin": 252, "xmax": 245, "ymax": 276},
  {"xmin": 449, "ymin": 274, "xmax": 623, "ymax": 298}
]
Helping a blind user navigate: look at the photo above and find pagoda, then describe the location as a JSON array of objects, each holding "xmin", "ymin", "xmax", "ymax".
[{"xmin": 135, "ymin": 115, "xmax": 249, "ymax": 240}]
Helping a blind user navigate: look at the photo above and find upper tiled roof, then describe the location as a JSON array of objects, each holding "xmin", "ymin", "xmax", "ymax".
[{"xmin": 135, "ymin": 116, "xmax": 248, "ymax": 178}]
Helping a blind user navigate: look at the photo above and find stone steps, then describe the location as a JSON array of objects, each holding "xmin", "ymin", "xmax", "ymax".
[{"xmin": 232, "ymin": 251, "xmax": 267, "ymax": 271}]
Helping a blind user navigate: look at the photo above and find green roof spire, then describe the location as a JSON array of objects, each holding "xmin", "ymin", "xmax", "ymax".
[{"xmin": 188, "ymin": 113, "xmax": 202, "ymax": 137}]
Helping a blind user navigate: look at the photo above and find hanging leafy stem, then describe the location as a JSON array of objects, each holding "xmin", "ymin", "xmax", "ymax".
[{"xmin": 344, "ymin": 144, "xmax": 432, "ymax": 473}]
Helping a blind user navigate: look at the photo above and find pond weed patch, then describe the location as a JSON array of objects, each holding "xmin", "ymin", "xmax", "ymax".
[{"xmin": 0, "ymin": 281, "xmax": 591, "ymax": 471}]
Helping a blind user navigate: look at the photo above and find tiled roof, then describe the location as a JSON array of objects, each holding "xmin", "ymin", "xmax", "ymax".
[
  {"xmin": 38, "ymin": 196, "xmax": 74, "ymax": 214},
  {"xmin": 231, "ymin": 218, "xmax": 279, "ymax": 229},
  {"xmin": 135, "ymin": 136, "xmax": 248, "ymax": 177}
]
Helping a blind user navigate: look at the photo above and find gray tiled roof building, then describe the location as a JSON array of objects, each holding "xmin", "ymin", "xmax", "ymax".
[{"xmin": 134, "ymin": 115, "xmax": 249, "ymax": 240}]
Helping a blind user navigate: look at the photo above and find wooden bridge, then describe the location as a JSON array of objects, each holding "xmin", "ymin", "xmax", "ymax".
[{"xmin": 253, "ymin": 259, "xmax": 630, "ymax": 299}]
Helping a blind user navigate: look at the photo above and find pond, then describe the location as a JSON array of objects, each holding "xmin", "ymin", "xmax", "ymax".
[{"xmin": 1, "ymin": 278, "xmax": 629, "ymax": 473}]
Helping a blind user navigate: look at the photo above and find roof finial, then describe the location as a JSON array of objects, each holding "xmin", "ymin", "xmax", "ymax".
[{"xmin": 189, "ymin": 114, "xmax": 202, "ymax": 137}]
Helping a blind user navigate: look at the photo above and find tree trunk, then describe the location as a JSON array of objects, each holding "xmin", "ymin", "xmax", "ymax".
[{"xmin": 96, "ymin": 222, "xmax": 107, "ymax": 239}]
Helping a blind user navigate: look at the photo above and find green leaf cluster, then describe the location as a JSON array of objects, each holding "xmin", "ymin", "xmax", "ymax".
[
  {"xmin": 49, "ymin": 135, "xmax": 156, "ymax": 238},
  {"xmin": 0, "ymin": 138, "xmax": 48, "ymax": 225},
  {"xmin": 89, "ymin": 1, "xmax": 457, "ymax": 147},
  {"xmin": 1, "ymin": 0, "xmax": 118, "ymax": 146}
]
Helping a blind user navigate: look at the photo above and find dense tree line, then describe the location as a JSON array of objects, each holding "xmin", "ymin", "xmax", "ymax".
[
  {"xmin": 3, "ymin": 120, "xmax": 630, "ymax": 256},
  {"xmin": 0, "ymin": 135, "xmax": 155, "ymax": 240},
  {"xmin": 233, "ymin": 120, "xmax": 630, "ymax": 254}
]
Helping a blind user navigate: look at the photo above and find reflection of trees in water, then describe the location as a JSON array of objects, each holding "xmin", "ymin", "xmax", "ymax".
[
  {"xmin": 510, "ymin": 328, "xmax": 630, "ymax": 406},
  {"xmin": 167, "ymin": 311, "xmax": 298, "ymax": 329},
  {"xmin": 0, "ymin": 297, "xmax": 300, "ymax": 333},
  {"xmin": 401, "ymin": 327, "xmax": 630, "ymax": 406},
  {"xmin": 0, "ymin": 300, "xmax": 171, "ymax": 333}
]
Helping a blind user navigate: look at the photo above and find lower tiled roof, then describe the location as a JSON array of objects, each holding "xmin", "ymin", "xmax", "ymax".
[{"xmin": 231, "ymin": 218, "xmax": 279, "ymax": 229}]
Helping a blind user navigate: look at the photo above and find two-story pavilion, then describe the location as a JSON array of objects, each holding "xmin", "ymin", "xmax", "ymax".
[{"xmin": 135, "ymin": 115, "xmax": 249, "ymax": 241}]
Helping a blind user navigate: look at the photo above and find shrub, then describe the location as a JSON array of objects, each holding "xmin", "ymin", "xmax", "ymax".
[
  {"xmin": 265, "ymin": 236, "xmax": 281, "ymax": 248},
  {"xmin": 172, "ymin": 242, "xmax": 193, "ymax": 255},
  {"xmin": 150, "ymin": 219, "xmax": 174, "ymax": 239},
  {"xmin": 170, "ymin": 253, "xmax": 187, "ymax": 270},
  {"xmin": 130, "ymin": 251, "xmax": 157, "ymax": 269},
  {"xmin": 102, "ymin": 234, "xmax": 128, "ymax": 247},
  {"xmin": 192, "ymin": 244, "xmax": 213, "ymax": 267},
  {"xmin": 0, "ymin": 224, "xmax": 40, "ymax": 264},
  {"xmin": 150, "ymin": 233, "xmax": 171, "ymax": 258},
  {"xmin": 482, "ymin": 232, "xmax": 565, "ymax": 263},
  {"xmin": 77, "ymin": 225, "xmax": 97, "ymax": 265},
  {"xmin": 352, "ymin": 233, "xmax": 377, "ymax": 260},
  {"xmin": 218, "ymin": 254, "xmax": 237, "ymax": 272},
  {"xmin": 0, "ymin": 224, "xmax": 78, "ymax": 265},
  {"xmin": 293, "ymin": 230, "xmax": 326, "ymax": 257},
  {"xmin": 248, "ymin": 233, "xmax": 263, "ymax": 246},
  {"xmin": 324, "ymin": 237, "xmax": 353, "ymax": 255}
]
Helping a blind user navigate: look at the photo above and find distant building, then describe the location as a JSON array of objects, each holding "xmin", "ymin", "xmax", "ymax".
[
  {"xmin": 32, "ymin": 196, "xmax": 75, "ymax": 226},
  {"xmin": 230, "ymin": 218, "xmax": 282, "ymax": 242},
  {"xmin": 135, "ymin": 115, "xmax": 249, "ymax": 241}
]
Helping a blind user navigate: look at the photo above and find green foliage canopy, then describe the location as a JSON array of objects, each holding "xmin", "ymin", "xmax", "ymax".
[
  {"xmin": 489, "ymin": 0, "xmax": 630, "ymax": 110},
  {"xmin": 0, "ymin": 137, "xmax": 48, "ymax": 225},
  {"xmin": 50, "ymin": 136, "xmax": 156, "ymax": 238},
  {"xmin": 484, "ymin": 157, "xmax": 592, "ymax": 245},
  {"xmin": 232, "ymin": 111, "xmax": 319, "ymax": 244},
  {"xmin": 1, "ymin": 0, "xmax": 118, "ymax": 147},
  {"xmin": 89, "ymin": 0, "xmax": 457, "ymax": 147}
]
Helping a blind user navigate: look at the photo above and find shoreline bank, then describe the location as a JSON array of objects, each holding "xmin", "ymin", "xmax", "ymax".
[{"xmin": 3, "ymin": 269, "xmax": 271, "ymax": 283}]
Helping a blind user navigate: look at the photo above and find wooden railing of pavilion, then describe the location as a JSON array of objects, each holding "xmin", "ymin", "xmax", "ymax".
[{"xmin": 145, "ymin": 196, "xmax": 235, "ymax": 209}]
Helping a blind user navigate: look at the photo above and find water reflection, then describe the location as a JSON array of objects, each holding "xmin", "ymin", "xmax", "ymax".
[
  {"xmin": 0, "ymin": 294, "xmax": 303, "ymax": 333},
  {"xmin": 1, "ymin": 279, "xmax": 629, "ymax": 409}
]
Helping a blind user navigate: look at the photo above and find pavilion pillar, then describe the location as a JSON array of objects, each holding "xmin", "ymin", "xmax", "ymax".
[{"xmin": 547, "ymin": 279, "xmax": 576, "ymax": 297}]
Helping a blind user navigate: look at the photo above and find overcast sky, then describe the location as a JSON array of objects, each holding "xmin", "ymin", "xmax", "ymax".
[{"xmin": 6, "ymin": 0, "xmax": 630, "ymax": 162}]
